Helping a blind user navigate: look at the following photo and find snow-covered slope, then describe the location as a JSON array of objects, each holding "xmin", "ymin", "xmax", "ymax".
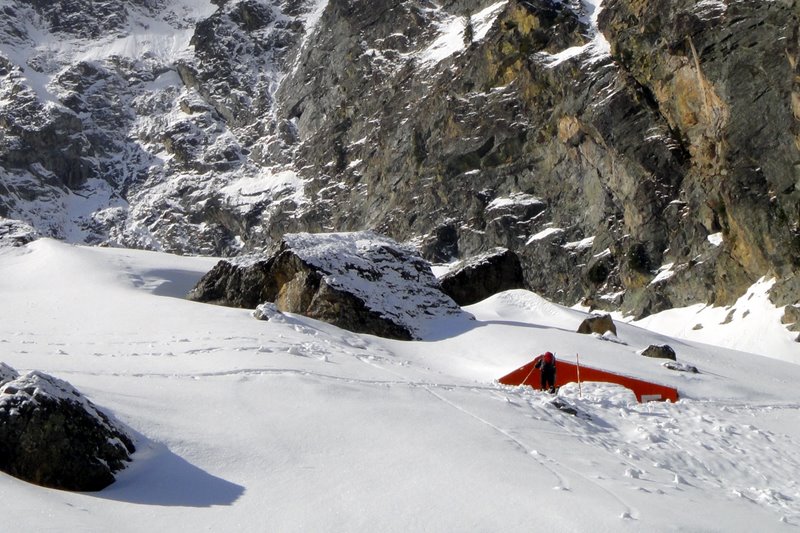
[
  {"xmin": 626, "ymin": 277, "xmax": 799, "ymax": 364},
  {"xmin": 1, "ymin": 240, "xmax": 799, "ymax": 531}
]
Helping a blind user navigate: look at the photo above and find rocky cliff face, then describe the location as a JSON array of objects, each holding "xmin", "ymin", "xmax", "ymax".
[{"xmin": 1, "ymin": 0, "xmax": 798, "ymax": 322}]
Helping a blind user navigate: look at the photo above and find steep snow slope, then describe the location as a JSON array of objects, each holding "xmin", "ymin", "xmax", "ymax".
[
  {"xmin": 1, "ymin": 240, "xmax": 799, "ymax": 531},
  {"xmin": 627, "ymin": 277, "xmax": 799, "ymax": 363}
]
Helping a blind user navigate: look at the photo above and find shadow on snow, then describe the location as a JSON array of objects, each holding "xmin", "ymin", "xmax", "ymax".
[{"xmin": 92, "ymin": 441, "xmax": 245, "ymax": 507}]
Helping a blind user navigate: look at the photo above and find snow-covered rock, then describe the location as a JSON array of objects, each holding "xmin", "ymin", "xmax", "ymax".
[
  {"xmin": 0, "ymin": 219, "xmax": 38, "ymax": 247},
  {"xmin": 190, "ymin": 231, "xmax": 464, "ymax": 339},
  {"xmin": 0, "ymin": 363, "xmax": 19, "ymax": 386},
  {"xmin": 0, "ymin": 368, "xmax": 134, "ymax": 491},
  {"xmin": 641, "ymin": 344, "xmax": 677, "ymax": 361}
]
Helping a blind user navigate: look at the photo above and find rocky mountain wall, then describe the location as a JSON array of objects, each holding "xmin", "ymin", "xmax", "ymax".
[{"xmin": 0, "ymin": 0, "xmax": 798, "ymax": 322}]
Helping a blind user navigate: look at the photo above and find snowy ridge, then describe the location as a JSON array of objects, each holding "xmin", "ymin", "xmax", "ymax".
[{"xmin": 628, "ymin": 277, "xmax": 799, "ymax": 363}]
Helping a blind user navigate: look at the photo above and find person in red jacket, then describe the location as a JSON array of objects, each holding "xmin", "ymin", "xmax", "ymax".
[{"xmin": 533, "ymin": 351, "xmax": 556, "ymax": 393}]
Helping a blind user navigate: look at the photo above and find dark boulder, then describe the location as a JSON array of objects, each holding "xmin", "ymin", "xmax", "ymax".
[
  {"xmin": 187, "ymin": 258, "xmax": 274, "ymax": 308},
  {"xmin": 189, "ymin": 231, "xmax": 464, "ymax": 340},
  {"xmin": 439, "ymin": 248, "xmax": 525, "ymax": 306},
  {"xmin": 0, "ymin": 369, "xmax": 135, "ymax": 491},
  {"xmin": 642, "ymin": 344, "xmax": 677, "ymax": 361},
  {"xmin": 577, "ymin": 314, "xmax": 617, "ymax": 336}
]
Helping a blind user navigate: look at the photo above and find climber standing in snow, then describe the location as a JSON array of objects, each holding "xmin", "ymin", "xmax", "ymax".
[{"xmin": 533, "ymin": 351, "xmax": 556, "ymax": 393}]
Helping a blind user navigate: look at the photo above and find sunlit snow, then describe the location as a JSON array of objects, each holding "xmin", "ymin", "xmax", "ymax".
[{"xmin": 1, "ymin": 240, "xmax": 799, "ymax": 531}]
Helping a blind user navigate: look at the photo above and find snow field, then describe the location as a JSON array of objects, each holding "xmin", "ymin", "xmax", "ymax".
[{"xmin": 0, "ymin": 239, "xmax": 799, "ymax": 531}]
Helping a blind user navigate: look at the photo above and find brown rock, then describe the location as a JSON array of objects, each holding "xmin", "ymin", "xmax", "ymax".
[{"xmin": 577, "ymin": 314, "xmax": 617, "ymax": 336}]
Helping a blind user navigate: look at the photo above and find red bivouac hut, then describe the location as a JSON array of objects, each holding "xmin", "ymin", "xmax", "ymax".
[{"xmin": 499, "ymin": 358, "xmax": 679, "ymax": 402}]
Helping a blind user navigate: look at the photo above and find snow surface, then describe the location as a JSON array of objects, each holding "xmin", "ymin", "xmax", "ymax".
[
  {"xmin": 649, "ymin": 262, "xmax": 676, "ymax": 285},
  {"xmin": 486, "ymin": 192, "xmax": 543, "ymax": 211},
  {"xmin": 563, "ymin": 235, "xmax": 595, "ymax": 251},
  {"xmin": 708, "ymin": 232, "xmax": 724, "ymax": 246},
  {"xmin": 1, "ymin": 239, "xmax": 800, "ymax": 531}
]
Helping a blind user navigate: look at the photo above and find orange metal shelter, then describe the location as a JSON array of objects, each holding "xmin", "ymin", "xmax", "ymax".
[{"xmin": 498, "ymin": 359, "xmax": 679, "ymax": 402}]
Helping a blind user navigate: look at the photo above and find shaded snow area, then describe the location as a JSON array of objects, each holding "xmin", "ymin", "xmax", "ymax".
[
  {"xmin": 2, "ymin": 240, "xmax": 800, "ymax": 531},
  {"xmin": 283, "ymin": 232, "xmax": 465, "ymax": 337}
]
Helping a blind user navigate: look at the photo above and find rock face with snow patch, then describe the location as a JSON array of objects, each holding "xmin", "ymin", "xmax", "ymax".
[
  {"xmin": 0, "ymin": 368, "xmax": 135, "ymax": 491},
  {"xmin": 189, "ymin": 232, "xmax": 463, "ymax": 339},
  {"xmin": 439, "ymin": 247, "xmax": 524, "ymax": 306},
  {"xmin": 0, "ymin": 219, "xmax": 38, "ymax": 247}
]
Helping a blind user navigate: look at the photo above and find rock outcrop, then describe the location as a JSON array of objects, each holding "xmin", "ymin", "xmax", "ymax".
[
  {"xmin": 782, "ymin": 304, "xmax": 800, "ymax": 333},
  {"xmin": 0, "ymin": 368, "xmax": 135, "ymax": 491},
  {"xmin": 599, "ymin": 0, "xmax": 800, "ymax": 316},
  {"xmin": 0, "ymin": 219, "xmax": 38, "ymax": 247},
  {"xmin": 187, "ymin": 258, "xmax": 274, "ymax": 309},
  {"xmin": 439, "ymin": 248, "xmax": 524, "ymax": 306},
  {"xmin": 189, "ymin": 231, "xmax": 464, "ymax": 340},
  {"xmin": 641, "ymin": 344, "xmax": 677, "ymax": 361},
  {"xmin": 577, "ymin": 314, "xmax": 618, "ymax": 336}
]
